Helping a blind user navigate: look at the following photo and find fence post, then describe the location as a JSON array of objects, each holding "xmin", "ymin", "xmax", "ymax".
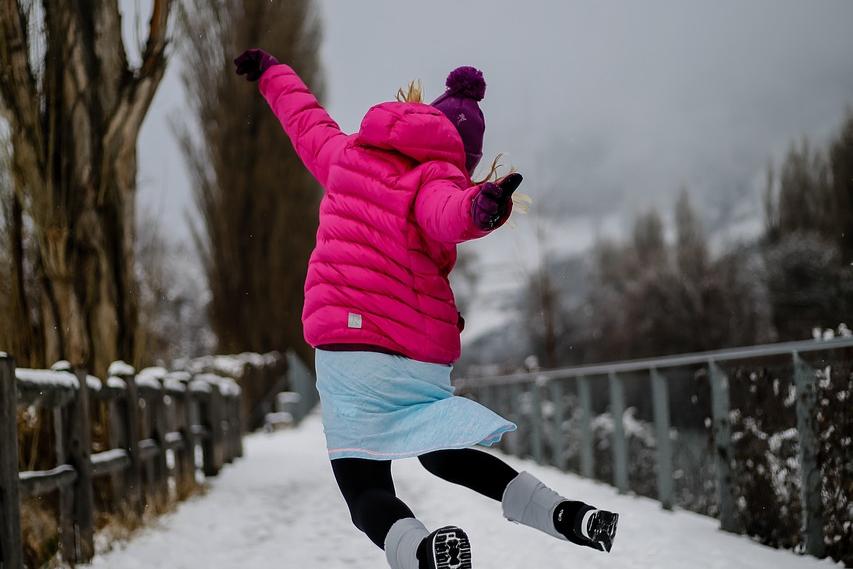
[
  {"xmin": 53, "ymin": 405, "xmax": 75, "ymax": 561},
  {"xmin": 530, "ymin": 379, "xmax": 544, "ymax": 465},
  {"xmin": 651, "ymin": 368, "xmax": 674, "ymax": 510},
  {"xmin": 792, "ymin": 352, "xmax": 825, "ymax": 557},
  {"xmin": 709, "ymin": 361, "xmax": 737, "ymax": 533},
  {"xmin": 70, "ymin": 368, "xmax": 95, "ymax": 562},
  {"xmin": 577, "ymin": 375, "xmax": 595, "ymax": 479},
  {"xmin": 117, "ymin": 367, "xmax": 144, "ymax": 518},
  {"xmin": 0, "ymin": 355, "xmax": 22, "ymax": 569},
  {"xmin": 151, "ymin": 383, "xmax": 170, "ymax": 507},
  {"xmin": 106, "ymin": 392, "xmax": 126, "ymax": 510},
  {"xmin": 185, "ymin": 387, "xmax": 199, "ymax": 484},
  {"xmin": 175, "ymin": 388, "xmax": 195, "ymax": 499},
  {"xmin": 548, "ymin": 378, "xmax": 567, "ymax": 471},
  {"xmin": 608, "ymin": 372, "xmax": 629, "ymax": 494},
  {"xmin": 202, "ymin": 382, "xmax": 224, "ymax": 477}
]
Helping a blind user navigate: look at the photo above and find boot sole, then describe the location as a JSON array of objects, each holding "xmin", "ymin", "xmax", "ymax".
[
  {"xmin": 431, "ymin": 526, "xmax": 472, "ymax": 569},
  {"xmin": 590, "ymin": 512, "xmax": 619, "ymax": 552}
]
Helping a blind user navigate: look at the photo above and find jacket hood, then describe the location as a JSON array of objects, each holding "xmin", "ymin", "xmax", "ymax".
[{"xmin": 355, "ymin": 102, "xmax": 468, "ymax": 173}]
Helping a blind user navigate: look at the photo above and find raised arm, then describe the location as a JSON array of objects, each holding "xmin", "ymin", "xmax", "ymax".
[
  {"xmin": 259, "ymin": 64, "xmax": 347, "ymax": 186},
  {"xmin": 414, "ymin": 171, "xmax": 522, "ymax": 244},
  {"xmin": 235, "ymin": 49, "xmax": 346, "ymax": 186}
]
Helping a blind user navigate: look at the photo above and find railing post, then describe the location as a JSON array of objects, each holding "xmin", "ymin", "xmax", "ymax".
[
  {"xmin": 577, "ymin": 375, "xmax": 595, "ymax": 479},
  {"xmin": 792, "ymin": 352, "xmax": 825, "ymax": 557},
  {"xmin": 497, "ymin": 384, "xmax": 512, "ymax": 454},
  {"xmin": 709, "ymin": 361, "xmax": 737, "ymax": 533},
  {"xmin": 530, "ymin": 379, "xmax": 544, "ymax": 465},
  {"xmin": 608, "ymin": 372, "xmax": 629, "ymax": 494},
  {"xmin": 651, "ymin": 368, "xmax": 674, "ymax": 510},
  {"xmin": 70, "ymin": 368, "xmax": 95, "ymax": 562},
  {"xmin": 288, "ymin": 351, "xmax": 318, "ymax": 424},
  {"xmin": 510, "ymin": 382, "xmax": 525, "ymax": 458},
  {"xmin": 548, "ymin": 378, "xmax": 567, "ymax": 471},
  {"xmin": 0, "ymin": 355, "xmax": 23, "ymax": 569},
  {"xmin": 479, "ymin": 384, "xmax": 492, "ymax": 411}
]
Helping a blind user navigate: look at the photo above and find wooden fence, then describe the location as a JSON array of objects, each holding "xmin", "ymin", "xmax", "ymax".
[
  {"xmin": 457, "ymin": 336, "xmax": 853, "ymax": 560},
  {"xmin": 0, "ymin": 354, "xmax": 247, "ymax": 568}
]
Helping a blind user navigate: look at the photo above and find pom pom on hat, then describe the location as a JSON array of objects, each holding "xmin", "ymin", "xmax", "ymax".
[{"xmin": 445, "ymin": 66, "xmax": 486, "ymax": 101}]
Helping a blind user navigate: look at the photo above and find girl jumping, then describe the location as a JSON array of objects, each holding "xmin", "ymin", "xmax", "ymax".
[{"xmin": 234, "ymin": 48, "xmax": 619, "ymax": 569}]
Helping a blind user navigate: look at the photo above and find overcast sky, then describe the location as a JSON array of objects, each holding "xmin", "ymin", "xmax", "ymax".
[{"xmin": 137, "ymin": 0, "xmax": 853, "ymax": 326}]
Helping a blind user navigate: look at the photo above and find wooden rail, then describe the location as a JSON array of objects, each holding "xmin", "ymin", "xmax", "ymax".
[
  {"xmin": 457, "ymin": 336, "xmax": 853, "ymax": 559},
  {"xmin": 0, "ymin": 353, "xmax": 249, "ymax": 568}
]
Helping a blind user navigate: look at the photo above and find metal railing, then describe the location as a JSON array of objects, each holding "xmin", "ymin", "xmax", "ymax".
[{"xmin": 457, "ymin": 336, "xmax": 853, "ymax": 558}]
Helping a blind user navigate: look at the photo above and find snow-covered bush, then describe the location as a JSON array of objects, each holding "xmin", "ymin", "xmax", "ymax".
[{"xmin": 815, "ymin": 363, "xmax": 853, "ymax": 566}]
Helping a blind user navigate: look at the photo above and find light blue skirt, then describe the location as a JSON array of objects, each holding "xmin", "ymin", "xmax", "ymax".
[{"xmin": 315, "ymin": 349, "xmax": 516, "ymax": 460}]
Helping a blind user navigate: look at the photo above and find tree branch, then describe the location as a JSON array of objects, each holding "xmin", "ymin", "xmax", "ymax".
[
  {"xmin": 0, "ymin": 0, "xmax": 44, "ymax": 179},
  {"xmin": 100, "ymin": 0, "xmax": 173, "ymax": 198}
]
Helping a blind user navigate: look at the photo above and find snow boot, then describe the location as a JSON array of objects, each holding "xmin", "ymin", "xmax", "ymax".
[
  {"xmin": 554, "ymin": 502, "xmax": 619, "ymax": 552},
  {"xmin": 416, "ymin": 526, "xmax": 472, "ymax": 569},
  {"xmin": 501, "ymin": 471, "xmax": 619, "ymax": 552},
  {"xmin": 385, "ymin": 518, "xmax": 430, "ymax": 569}
]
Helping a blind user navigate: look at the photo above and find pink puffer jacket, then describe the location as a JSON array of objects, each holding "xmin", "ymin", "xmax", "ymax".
[{"xmin": 259, "ymin": 64, "xmax": 510, "ymax": 364}]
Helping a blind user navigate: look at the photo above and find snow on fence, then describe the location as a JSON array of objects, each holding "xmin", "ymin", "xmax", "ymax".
[
  {"xmin": 457, "ymin": 336, "xmax": 853, "ymax": 563},
  {"xmin": 0, "ymin": 354, "xmax": 264, "ymax": 569}
]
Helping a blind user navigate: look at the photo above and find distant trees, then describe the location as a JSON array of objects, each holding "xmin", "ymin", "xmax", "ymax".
[
  {"xmin": 0, "ymin": 1, "xmax": 174, "ymax": 376},
  {"xmin": 177, "ymin": 0, "xmax": 323, "ymax": 364},
  {"xmin": 576, "ymin": 191, "xmax": 772, "ymax": 363},
  {"xmin": 514, "ymin": 111, "xmax": 853, "ymax": 369},
  {"xmin": 763, "ymin": 111, "xmax": 853, "ymax": 340}
]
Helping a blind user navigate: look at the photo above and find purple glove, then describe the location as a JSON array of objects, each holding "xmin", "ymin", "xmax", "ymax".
[
  {"xmin": 472, "ymin": 173, "xmax": 523, "ymax": 230},
  {"xmin": 234, "ymin": 48, "xmax": 279, "ymax": 82}
]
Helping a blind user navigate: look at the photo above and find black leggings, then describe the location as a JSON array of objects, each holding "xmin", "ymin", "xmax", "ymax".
[{"xmin": 331, "ymin": 448, "xmax": 519, "ymax": 549}]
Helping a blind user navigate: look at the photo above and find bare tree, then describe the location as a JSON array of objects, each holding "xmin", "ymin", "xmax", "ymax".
[
  {"xmin": 0, "ymin": 1, "xmax": 174, "ymax": 376},
  {"xmin": 176, "ymin": 0, "xmax": 323, "ymax": 364}
]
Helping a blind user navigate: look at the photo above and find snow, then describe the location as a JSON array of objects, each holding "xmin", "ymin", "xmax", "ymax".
[
  {"xmin": 109, "ymin": 360, "xmax": 136, "ymax": 377},
  {"xmin": 166, "ymin": 371, "xmax": 192, "ymax": 383},
  {"xmin": 15, "ymin": 368, "xmax": 79, "ymax": 390},
  {"xmin": 164, "ymin": 378, "xmax": 186, "ymax": 393},
  {"xmin": 92, "ymin": 449, "xmax": 129, "ymax": 466},
  {"xmin": 188, "ymin": 379, "xmax": 212, "ymax": 394},
  {"xmin": 195, "ymin": 373, "xmax": 241, "ymax": 397},
  {"xmin": 107, "ymin": 377, "xmax": 127, "ymax": 390},
  {"xmin": 138, "ymin": 366, "xmax": 168, "ymax": 382},
  {"xmin": 183, "ymin": 353, "xmax": 281, "ymax": 379},
  {"xmin": 90, "ymin": 414, "xmax": 833, "ymax": 569},
  {"xmin": 50, "ymin": 360, "xmax": 72, "ymax": 371},
  {"xmin": 136, "ymin": 376, "xmax": 163, "ymax": 391}
]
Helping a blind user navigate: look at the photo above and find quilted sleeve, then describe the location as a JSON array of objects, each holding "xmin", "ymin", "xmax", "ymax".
[
  {"xmin": 414, "ymin": 170, "xmax": 511, "ymax": 244},
  {"xmin": 259, "ymin": 64, "xmax": 347, "ymax": 186}
]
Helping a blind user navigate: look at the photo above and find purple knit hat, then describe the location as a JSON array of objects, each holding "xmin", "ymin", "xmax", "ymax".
[{"xmin": 431, "ymin": 66, "xmax": 486, "ymax": 174}]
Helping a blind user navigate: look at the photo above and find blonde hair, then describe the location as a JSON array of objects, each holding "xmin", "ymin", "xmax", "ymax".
[
  {"xmin": 473, "ymin": 154, "xmax": 532, "ymax": 214},
  {"xmin": 396, "ymin": 81, "xmax": 532, "ymax": 214},
  {"xmin": 396, "ymin": 80, "xmax": 424, "ymax": 103}
]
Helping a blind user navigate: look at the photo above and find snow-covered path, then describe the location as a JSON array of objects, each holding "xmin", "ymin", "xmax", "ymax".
[{"xmin": 89, "ymin": 415, "xmax": 833, "ymax": 569}]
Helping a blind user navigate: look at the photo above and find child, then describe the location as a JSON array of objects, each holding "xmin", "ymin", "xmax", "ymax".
[{"xmin": 234, "ymin": 49, "xmax": 619, "ymax": 569}]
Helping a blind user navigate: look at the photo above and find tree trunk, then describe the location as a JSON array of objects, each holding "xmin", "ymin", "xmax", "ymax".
[{"xmin": 0, "ymin": 1, "xmax": 172, "ymax": 377}]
